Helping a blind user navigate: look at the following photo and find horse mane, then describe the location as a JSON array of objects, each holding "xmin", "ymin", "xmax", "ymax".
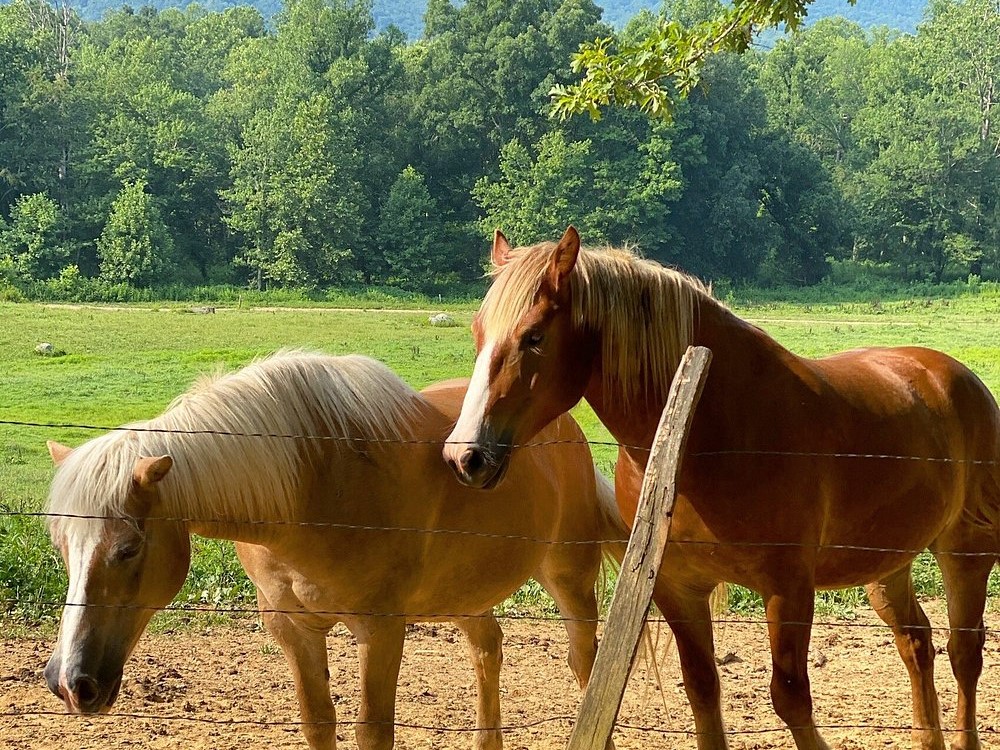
[
  {"xmin": 480, "ymin": 242, "xmax": 712, "ymax": 408},
  {"xmin": 47, "ymin": 351, "xmax": 427, "ymax": 531}
]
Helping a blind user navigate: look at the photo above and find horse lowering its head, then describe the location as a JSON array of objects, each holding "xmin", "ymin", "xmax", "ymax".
[
  {"xmin": 43, "ymin": 353, "xmax": 420, "ymax": 715},
  {"xmin": 44, "ymin": 351, "xmax": 626, "ymax": 750},
  {"xmin": 44, "ymin": 439, "xmax": 185, "ymax": 713}
]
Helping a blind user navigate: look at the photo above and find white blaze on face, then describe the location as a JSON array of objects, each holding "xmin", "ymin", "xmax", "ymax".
[
  {"xmin": 447, "ymin": 340, "xmax": 496, "ymax": 447},
  {"xmin": 56, "ymin": 531, "xmax": 100, "ymax": 680}
]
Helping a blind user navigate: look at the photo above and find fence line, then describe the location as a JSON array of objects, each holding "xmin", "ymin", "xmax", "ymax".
[
  {"xmin": 5, "ymin": 509, "xmax": 998, "ymax": 560},
  {"xmin": 4, "ymin": 417, "xmax": 1000, "ymax": 466},
  {"xmin": 2, "ymin": 598, "xmax": 996, "ymax": 636},
  {"xmin": 1, "ymin": 708, "xmax": 996, "ymax": 739},
  {"xmin": 4, "ymin": 414, "xmax": 1000, "ymax": 743}
]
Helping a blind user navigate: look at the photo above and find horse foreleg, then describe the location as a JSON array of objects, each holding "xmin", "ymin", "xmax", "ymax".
[
  {"xmin": 654, "ymin": 584, "xmax": 728, "ymax": 750},
  {"xmin": 865, "ymin": 565, "xmax": 944, "ymax": 750},
  {"xmin": 763, "ymin": 584, "xmax": 830, "ymax": 750},
  {"xmin": 260, "ymin": 605, "xmax": 337, "ymax": 750},
  {"xmin": 536, "ymin": 555, "xmax": 615, "ymax": 750},
  {"xmin": 455, "ymin": 614, "xmax": 505, "ymax": 750},
  {"xmin": 934, "ymin": 542, "xmax": 994, "ymax": 750},
  {"xmin": 535, "ymin": 551, "xmax": 602, "ymax": 690},
  {"xmin": 353, "ymin": 616, "xmax": 406, "ymax": 750}
]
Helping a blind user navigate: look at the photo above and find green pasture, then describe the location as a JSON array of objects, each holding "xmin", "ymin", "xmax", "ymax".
[{"xmin": 2, "ymin": 291, "xmax": 1000, "ymax": 630}]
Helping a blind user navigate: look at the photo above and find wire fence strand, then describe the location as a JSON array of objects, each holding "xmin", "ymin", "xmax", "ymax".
[
  {"xmin": 1, "ymin": 708, "xmax": 997, "ymax": 739},
  {"xmin": 5, "ymin": 416, "xmax": 1000, "ymax": 466},
  {"xmin": 4, "ymin": 414, "xmax": 1000, "ymax": 743}
]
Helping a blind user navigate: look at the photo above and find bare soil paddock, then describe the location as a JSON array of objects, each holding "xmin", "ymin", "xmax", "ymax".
[{"xmin": 2, "ymin": 602, "xmax": 998, "ymax": 749}]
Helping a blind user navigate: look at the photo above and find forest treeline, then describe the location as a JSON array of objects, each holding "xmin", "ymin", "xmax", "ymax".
[{"xmin": 0, "ymin": 0, "xmax": 997, "ymax": 297}]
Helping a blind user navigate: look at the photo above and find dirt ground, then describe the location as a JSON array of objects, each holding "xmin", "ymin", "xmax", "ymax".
[{"xmin": 2, "ymin": 601, "xmax": 998, "ymax": 749}]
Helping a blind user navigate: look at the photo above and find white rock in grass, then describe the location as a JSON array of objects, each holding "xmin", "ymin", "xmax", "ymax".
[
  {"xmin": 428, "ymin": 313, "xmax": 457, "ymax": 327},
  {"xmin": 35, "ymin": 343, "xmax": 55, "ymax": 355}
]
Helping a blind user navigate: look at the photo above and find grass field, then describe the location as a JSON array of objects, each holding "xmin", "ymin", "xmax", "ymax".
[{"xmin": 2, "ymin": 289, "xmax": 1000, "ymax": 629}]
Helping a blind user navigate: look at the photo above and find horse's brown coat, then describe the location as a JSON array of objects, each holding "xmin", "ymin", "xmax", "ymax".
[{"xmin": 444, "ymin": 227, "xmax": 1000, "ymax": 750}]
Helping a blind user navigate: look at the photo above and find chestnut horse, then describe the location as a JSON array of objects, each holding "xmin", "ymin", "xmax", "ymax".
[
  {"xmin": 43, "ymin": 351, "xmax": 627, "ymax": 750},
  {"xmin": 443, "ymin": 227, "xmax": 1000, "ymax": 750}
]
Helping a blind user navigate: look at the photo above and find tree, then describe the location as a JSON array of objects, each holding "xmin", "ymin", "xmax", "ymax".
[
  {"xmin": 550, "ymin": 0, "xmax": 856, "ymax": 119},
  {"xmin": 378, "ymin": 166, "xmax": 448, "ymax": 288},
  {"xmin": 0, "ymin": 192, "xmax": 68, "ymax": 280},
  {"xmin": 97, "ymin": 180, "xmax": 174, "ymax": 285},
  {"xmin": 849, "ymin": 2, "xmax": 1000, "ymax": 280}
]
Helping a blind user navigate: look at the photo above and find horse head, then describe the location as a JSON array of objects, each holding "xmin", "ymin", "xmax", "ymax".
[
  {"xmin": 44, "ymin": 440, "xmax": 190, "ymax": 714},
  {"xmin": 444, "ymin": 226, "xmax": 598, "ymax": 488}
]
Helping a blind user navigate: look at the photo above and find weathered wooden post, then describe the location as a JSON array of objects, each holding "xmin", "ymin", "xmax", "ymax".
[{"xmin": 566, "ymin": 345, "xmax": 712, "ymax": 750}]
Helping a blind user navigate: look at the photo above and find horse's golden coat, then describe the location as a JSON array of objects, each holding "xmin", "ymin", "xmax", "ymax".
[{"xmin": 45, "ymin": 352, "xmax": 627, "ymax": 750}]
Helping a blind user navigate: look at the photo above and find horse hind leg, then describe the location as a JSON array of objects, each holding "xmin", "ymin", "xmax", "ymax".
[
  {"xmin": 932, "ymin": 539, "xmax": 995, "ymax": 750},
  {"xmin": 454, "ymin": 614, "xmax": 504, "ymax": 750},
  {"xmin": 865, "ymin": 565, "xmax": 945, "ymax": 750}
]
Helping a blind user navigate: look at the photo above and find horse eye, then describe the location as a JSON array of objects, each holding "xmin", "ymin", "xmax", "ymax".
[
  {"xmin": 114, "ymin": 543, "xmax": 143, "ymax": 563},
  {"xmin": 522, "ymin": 331, "xmax": 544, "ymax": 349}
]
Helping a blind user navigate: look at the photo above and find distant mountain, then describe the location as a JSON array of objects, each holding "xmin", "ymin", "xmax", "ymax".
[
  {"xmin": 370, "ymin": 0, "xmax": 928, "ymax": 38},
  {"xmin": 798, "ymin": 0, "xmax": 926, "ymax": 33},
  {"xmin": 44, "ymin": 0, "xmax": 930, "ymax": 37}
]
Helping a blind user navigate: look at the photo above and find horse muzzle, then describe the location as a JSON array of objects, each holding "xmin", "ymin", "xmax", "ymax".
[
  {"xmin": 444, "ymin": 441, "xmax": 511, "ymax": 490},
  {"xmin": 46, "ymin": 654, "xmax": 122, "ymax": 714}
]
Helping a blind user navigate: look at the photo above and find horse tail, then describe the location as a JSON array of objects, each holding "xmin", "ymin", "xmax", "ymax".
[
  {"xmin": 959, "ymin": 380, "xmax": 1000, "ymax": 540},
  {"xmin": 594, "ymin": 465, "xmax": 628, "ymax": 563}
]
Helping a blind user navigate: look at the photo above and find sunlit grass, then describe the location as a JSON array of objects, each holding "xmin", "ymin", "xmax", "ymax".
[{"xmin": 2, "ymin": 286, "xmax": 999, "ymax": 628}]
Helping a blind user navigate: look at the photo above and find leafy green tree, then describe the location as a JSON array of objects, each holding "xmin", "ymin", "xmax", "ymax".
[
  {"xmin": 755, "ymin": 17, "xmax": 871, "ymax": 176},
  {"xmin": 73, "ymin": 19, "xmax": 231, "ymax": 281},
  {"xmin": 378, "ymin": 166, "xmax": 449, "ymax": 288},
  {"xmin": 849, "ymin": 1, "xmax": 1000, "ymax": 280},
  {"xmin": 757, "ymin": 135, "xmax": 849, "ymax": 284},
  {"xmin": 404, "ymin": 0, "xmax": 609, "ymax": 214},
  {"xmin": 0, "ymin": 192, "xmax": 68, "ymax": 279},
  {"xmin": 550, "ymin": 0, "xmax": 855, "ymax": 119},
  {"xmin": 97, "ymin": 180, "xmax": 175, "ymax": 285},
  {"xmin": 225, "ymin": 93, "xmax": 365, "ymax": 287},
  {"xmin": 657, "ymin": 53, "xmax": 773, "ymax": 280}
]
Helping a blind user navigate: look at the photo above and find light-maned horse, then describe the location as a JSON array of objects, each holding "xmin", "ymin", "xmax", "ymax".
[
  {"xmin": 43, "ymin": 351, "xmax": 627, "ymax": 750},
  {"xmin": 443, "ymin": 227, "xmax": 1000, "ymax": 750}
]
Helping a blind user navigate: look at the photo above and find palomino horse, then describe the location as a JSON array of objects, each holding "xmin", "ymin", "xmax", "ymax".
[
  {"xmin": 443, "ymin": 227, "xmax": 1000, "ymax": 750},
  {"xmin": 43, "ymin": 351, "xmax": 627, "ymax": 750}
]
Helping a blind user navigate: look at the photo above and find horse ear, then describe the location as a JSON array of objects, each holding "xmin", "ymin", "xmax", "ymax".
[
  {"xmin": 47, "ymin": 441, "xmax": 74, "ymax": 466},
  {"xmin": 492, "ymin": 229, "xmax": 513, "ymax": 267},
  {"xmin": 133, "ymin": 456, "xmax": 173, "ymax": 489},
  {"xmin": 548, "ymin": 225, "xmax": 580, "ymax": 291}
]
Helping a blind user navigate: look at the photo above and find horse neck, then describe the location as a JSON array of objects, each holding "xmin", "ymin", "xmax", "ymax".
[
  {"xmin": 583, "ymin": 295, "xmax": 792, "ymax": 461},
  {"xmin": 150, "ymin": 431, "xmax": 312, "ymax": 547}
]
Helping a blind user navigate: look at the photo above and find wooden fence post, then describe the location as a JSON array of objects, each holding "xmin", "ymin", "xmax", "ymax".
[{"xmin": 566, "ymin": 345, "xmax": 712, "ymax": 750}]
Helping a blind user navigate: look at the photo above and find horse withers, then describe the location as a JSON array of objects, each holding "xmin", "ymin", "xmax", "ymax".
[
  {"xmin": 43, "ymin": 351, "xmax": 627, "ymax": 750},
  {"xmin": 443, "ymin": 226, "xmax": 1000, "ymax": 750}
]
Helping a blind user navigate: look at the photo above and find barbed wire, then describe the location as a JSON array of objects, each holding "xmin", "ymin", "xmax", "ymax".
[
  {"xmin": 4, "ymin": 417, "xmax": 1000, "ymax": 466},
  {"xmin": 4, "ymin": 509, "xmax": 998, "ymax": 561},
  {"xmin": 2, "ymin": 598, "xmax": 996, "ymax": 635},
  {"xmin": 0, "ymin": 708, "xmax": 996, "ymax": 738},
  {"xmin": 4, "ymin": 355, "xmax": 1000, "ymax": 741}
]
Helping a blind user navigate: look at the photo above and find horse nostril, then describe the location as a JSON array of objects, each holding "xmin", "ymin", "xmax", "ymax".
[
  {"xmin": 71, "ymin": 675, "xmax": 101, "ymax": 709},
  {"xmin": 461, "ymin": 447, "xmax": 485, "ymax": 476}
]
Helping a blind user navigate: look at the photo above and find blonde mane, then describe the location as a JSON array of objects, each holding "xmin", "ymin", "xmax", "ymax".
[
  {"xmin": 48, "ymin": 352, "xmax": 427, "ymax": 531},
  {"xmin": 480, "ymin": 243, "xmax": 711, "ymax": 405}
]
